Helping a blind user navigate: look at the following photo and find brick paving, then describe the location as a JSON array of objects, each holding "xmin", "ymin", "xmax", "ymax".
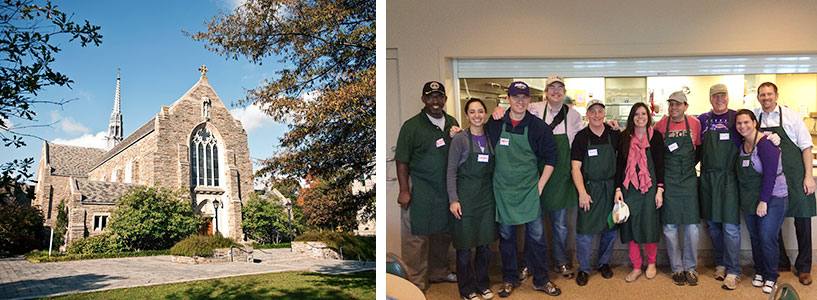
[{"xmin": 0, "ymin": 249, "xmax": 374, "ymax": 300}]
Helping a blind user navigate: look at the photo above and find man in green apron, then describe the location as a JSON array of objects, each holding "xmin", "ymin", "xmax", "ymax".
[
  {"xmin": 484, "ymin": 81, "xmax": 562, "ymax": 297},
  {"xmin": 697, "ymin": 83, "xmax": 742, "ymax": 290},
  {"xmin": 753, "ymin": 82, "xmax": 816, "ymax": 286},
  {"xmin": 395, "ymin": 81, "xmax": 458, "ymax": 291},
  {"xmin": 570, "ymin": 99, "xmax": 619, "ymax": 286},
  {"xmin": 655, "ymin": 91, "xmax": 702, "ymax": 286}
]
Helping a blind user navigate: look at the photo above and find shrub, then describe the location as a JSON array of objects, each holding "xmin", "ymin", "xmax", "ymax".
[
  {"xmin": 0, "ymin": 202, "xmax": 45, "ymax": 256},
  {"xmin": 66, "ymin": 233, "xmax": 130, "ymax": 254},
  {"xmin": 295, "ymin": 231, "xmax": 374, "ymax": 261},
  {"xmin": 109, "ymin": 186, "xmax": 203, "ymax": 250},
  {"xmin": 52, "ymin": 200, "xmax": 68, "ymax": 248},
  {"xmin": 26, "ymin": 249, "xmax": 169, "ymax": 263},
  {"xmin": 242, "ymin": 195, "xmax": 298, "ymax": 244},
  {"xmin": 170, "ymin": 234, "xmax": 241, "ymax": 257}
]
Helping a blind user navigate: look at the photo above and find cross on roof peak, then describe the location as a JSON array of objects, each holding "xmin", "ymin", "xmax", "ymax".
[{"xmin": 198, "ymin": 65, "xmax": 208, "ymax": 76}]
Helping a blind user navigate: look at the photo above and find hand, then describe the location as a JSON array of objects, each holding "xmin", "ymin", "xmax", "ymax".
[
  {"xmin": 765, "ymin": 132, "xmax": 781, "ymax": 146},
  {"xmin": 655, "ymin": 188, "xmax": 664, "ymax": 209},
  {"xmin": 805, "ymin": 176, "xmax": 816, "ymax": 195},
  {"xmin": 450, "ymin": 202, "xmax": 462, "ymax": 219},
  {"xmin": 449, "ymin": 126, "xmax": 462, "ymax": 138},
  {"xmin": 538, "ymin": 180, "xmax": 546, "ymax": 196},
  {"xmin": 398, "ymin": 190, "xmax": 411, "ymax": 210},
  {"xmin": 614, "ymin": 189, "xmax": 624, "ymax": 204},
  {"xmin": 578, "ymin": 192, "xmax": 593, "ymax": 212},
  {"xmin": 606, "ymin": 119, "xmax": 620, "ymax": 131},
  {"xmin": 757, "ymin": 201, "xmax": 768, "ymax": 217},
  {"xmin": 492, "ymin": 106, "xmax": 506, "ymax": 120}
]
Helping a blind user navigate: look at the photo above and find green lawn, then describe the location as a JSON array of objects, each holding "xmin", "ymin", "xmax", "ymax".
[{"xmin": 43, "ymin": 270, "xmax": 374, "ymax": 300}]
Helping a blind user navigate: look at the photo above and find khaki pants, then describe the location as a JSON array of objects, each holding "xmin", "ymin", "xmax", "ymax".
[{"xmin": 401, "ymin": 207, "xmax": 454, "ymax": 291}]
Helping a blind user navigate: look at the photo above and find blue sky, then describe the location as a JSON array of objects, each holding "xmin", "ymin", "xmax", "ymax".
[{"xmin": 1, "ymin": 0, "xmax": 289, "ymax": 180}]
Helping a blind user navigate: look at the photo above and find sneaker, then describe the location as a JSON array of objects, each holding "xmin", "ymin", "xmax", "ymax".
[
  {"xmin": 672, "ymin": 272, "xmax": 686, "ymax": 285},
  {"xmin": 532, "ymin": 281, "xmax": 561, "ymax": 296},
  {"xmin": 626, "ymin": 268, "xmax": 642, "ymax": 282},
  {"xmin": 498, "ymin": 282, "xmax": 516, "ymax": 298},
  {"xmin": 479, "ymin": 288, "xmax": 494, "ymax": 300},
  {"xmin": 463, "ymin": 293, "xmax": 479, "ymax": 300},
  {"xmin": 714, "ymin": 266, "xmax": 726, "ymax": 281},
  {"xmin": 599, "ymin": 264, "xmax": 614, "ymax": 279},
  {"xmin": 685, "ymin": 270, "xmax": 698, "ymax": 286},
  {"xmin": 518, "ymin": 267, "xmax": 530, "ymax": 282},
  {"xmin": 762, "ymin": 280, "xmax": 776, "ymax": 294},
  {"xmin": 752, "ymin": 274, "xmax": 764, "ymax": 287},
  {"xmin": 721, "ymin": 274, "xmax": 739, "ymax": 290},
  {"xmin": 576, "ymin": 271, "xmax": 589, "ymax": 286},
  {"xmin": 431, "ymin": 272, "xmax": 457, "ymax": 283},
  {"xmin": 557, "ymin": 265, "xmax": 575, "ymax": 279},
  {"xmin": 645, "ymin": 264, "xmax": 656, "ymax": 279}
]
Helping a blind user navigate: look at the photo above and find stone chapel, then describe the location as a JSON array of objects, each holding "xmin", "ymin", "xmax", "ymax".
[{"xmin": 31, "ymin": 66, "xmax": 253, "ymax": 244}]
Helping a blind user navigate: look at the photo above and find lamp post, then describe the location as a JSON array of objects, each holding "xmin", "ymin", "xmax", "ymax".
[
  {"xmin": 213, "ymin": 199, "xmax": 221, "ymax": 235},
  {"xmin": 285, "ymin": 201, "xmax": 293, "ymax": 252}
]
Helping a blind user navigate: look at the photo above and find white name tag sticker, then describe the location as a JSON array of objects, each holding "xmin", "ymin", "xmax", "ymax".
[
  {"xmin": 588, "ymin": 149, "xmax": 599, "ymax": 157},
  {"xmin": 719, "ymin": 132, "xmax": 730, "ymax": 141},
  {"xmin": 499, "ymin": 138, "xmax": 510, "ymax": 146},
  {"xmin": 477, "ymin": 154, "xmax": 490, "ymax": 163},
  {"xmin": 668, "ymin": 142, "xmax": 679, "ymax": 152},
  {"xmin": 742, "ymin": 159, "xmax": 750, "ymax": 168},
  {"xmin": 435, "ymin": 138, "xmax": 446, "ymax": 148}
]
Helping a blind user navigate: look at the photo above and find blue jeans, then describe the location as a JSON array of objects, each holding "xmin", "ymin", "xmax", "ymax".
[
  {"xmin": 707, "ymin": 220, "xmax": 741, "ymax": 276},
  {"xmin": 499, "ymin": 216, "xmax": 551, "ymax": 286},
  {"xmin": 547, "ymin": 208, "xmax": 569, "ymax": 267},
  {"xmin": 746, "ymin": 196, "xmax": 788, "ymax": 282},
  {"xmin": 662, "ymin": 223, "xmax": 700, "ymax": 273},
  {"xmin": 456, "ymin": 245, "xmax": 491, "ymax": 297},
  {"xmin": 576, "ymin": 231, "xmax": 617, "ymax": 273}
]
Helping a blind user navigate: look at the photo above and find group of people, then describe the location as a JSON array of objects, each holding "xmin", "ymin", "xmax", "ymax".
[{"xmin": 394, "ymin": 76, "xmax": 816, "ymax": 299}]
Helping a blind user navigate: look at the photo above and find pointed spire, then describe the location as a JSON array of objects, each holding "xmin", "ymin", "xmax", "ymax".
[
  {"xmin": 113, "ymin": 68, "xmax": 121, "ymax": 114},
  {"xmin": 106, "ymin": 69, "xmax": 123, "ymax": 150}
]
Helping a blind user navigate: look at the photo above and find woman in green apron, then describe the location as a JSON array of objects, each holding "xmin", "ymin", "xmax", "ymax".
[
  {"xmin": 570, "ymin": 100, "xmax": 619, "ymax": 286},
  {"xmin": 614, "ymin": 103, "xmax": 664, "ymax": 283},
  {"xmin": 735, "ymin": 109, "xmax": 789, "ymax": 294},
  {"xmin": 447, "ymin": 99, "xmax": 499, "ymax": 300}
]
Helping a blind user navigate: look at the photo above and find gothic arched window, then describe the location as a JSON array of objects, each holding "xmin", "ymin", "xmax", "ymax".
[{"xmin": 191, "ymin": 127, "xmax": 219, "ymax": 187}]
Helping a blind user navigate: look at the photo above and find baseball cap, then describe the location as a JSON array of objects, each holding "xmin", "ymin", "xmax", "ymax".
[
  {"xmin": 587, "ymin": 99, "xmax": 605, "ymax": 109},
  {"xmin": 546, "ymin": 75, "xmax": 565, "ymax": 87},
  {"xmin": 507, "ymin": 81, "xmax": 530, "ymax": 96},
  {"xmin": 667, "ymin": 91, "xmax": 688, "ymax": 104},
  {"xmin": 709, "ymin": 83, "xmax": 728, "ymax": 96},
  {"xmin": 422, "ymin": 81, "xmax": 445, "ymax": 95}
]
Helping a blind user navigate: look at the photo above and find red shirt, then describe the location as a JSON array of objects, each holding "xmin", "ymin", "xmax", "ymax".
[{"xmin": 654, "ymin": 115, "xmax": 702, "ymax": 149}]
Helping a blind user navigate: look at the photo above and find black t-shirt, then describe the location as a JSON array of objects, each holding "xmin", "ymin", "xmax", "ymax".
[{"xmin": 570, "ymin": 124, "xmax": 620, "ymax": 162}]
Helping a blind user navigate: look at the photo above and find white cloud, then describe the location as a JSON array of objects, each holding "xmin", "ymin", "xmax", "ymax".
[
  {"xmin": 50, "ymin": 111, "xmax": 90, "ymax": 134},
  {"xmin": 301, "ymin": 90, "xmax": 321, "ymax": 102},
  {"xmin": 214, "ymin": 0, "xmax": 245, "ymax": 10},
  {"xmin": 229, "ymin": 104, "xmax": 277, "ymax": 133},
  {"xmin": 52, "ymin": 131, "xmax": 107, "ymax": 149},
  {"xmin": 0, "ymin": 117, "xmax": 12, "ymax": 130}
]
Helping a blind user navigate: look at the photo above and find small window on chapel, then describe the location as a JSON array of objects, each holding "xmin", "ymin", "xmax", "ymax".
[{"xmin": 94, "ymin": 215, "xmax": 109, "ymax": 231}]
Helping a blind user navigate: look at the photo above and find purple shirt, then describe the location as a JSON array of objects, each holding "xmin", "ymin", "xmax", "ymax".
[
  {"xmin": 472, "ymin": 134, "xmax": 487, "ymax": 151},
  {"xmin": 697, "ymin": 109, "xmax": 741, "ymax": 148},
  {"xmin": 740, "ymin": 136, "xmax": 787, "ymax": 202}
]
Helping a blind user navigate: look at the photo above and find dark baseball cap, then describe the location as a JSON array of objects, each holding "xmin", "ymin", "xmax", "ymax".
[
  {"xmin": 508, "ymin": 81, "xmax": 530, "ymax": 96},
  {"xmin": 423, "ymin": 81, "xmax": 445, "ymax": 95}
]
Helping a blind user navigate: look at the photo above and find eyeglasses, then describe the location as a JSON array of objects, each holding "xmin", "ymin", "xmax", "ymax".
[{"xmin": 548, "ymin": 85, "xmax": 565, "ymax": 91}]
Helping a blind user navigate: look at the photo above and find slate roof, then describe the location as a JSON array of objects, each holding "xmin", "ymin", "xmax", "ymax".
[
  {"xmin": 75, "ymin": 179, "xmax": 137, "ymax": 204},
  {"xmin": 92, "ymin": 117, "xmax": 156, "ymax": 170},
  {"xmin": 46, "ymin": 143, "xmax": 107, "ymax": 177}
]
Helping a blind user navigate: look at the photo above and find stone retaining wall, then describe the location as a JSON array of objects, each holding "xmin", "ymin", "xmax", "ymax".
[
  {"xmin": 172, "ymin": 246, "xmax": 253, "ymax": 264},
  {"xmin": 292, "ymin": 241, "xmax": 341, "ymax": 260}
]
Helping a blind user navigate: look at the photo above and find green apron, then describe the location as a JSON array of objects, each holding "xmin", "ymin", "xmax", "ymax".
[
  {"xmin": 408, "ymin": 113, "xmax": 455, "ymax": 235},
  {"xmin": 660, "ymin": 117, "xmax": 700, "ymax": 224},
  {"xmin": 576, "ymin": 132, "xmax": 617, "ymax": 235},
  {"xmin": 699, "ymin": 110, "xmax": 740, "ymax": 224},
  {"xmin": 759, "ymin": 107, "xmax": 817, "ymax": 217},
  {"xmin": 541, "ymin": 103, "xmax": 578, "ymax": 211},
  {"xmin": 736, "ymin": 130, "xmax": 764, "ymax": 215},
  {"xmin": 453, "ymin": 131, "xmax": 499, "ymax": 249},
  {"xmin": 493, "ymin": 125, "xmax": 541, "ymax": 225},
  {"xmin": 620, "ymin": 130, "xmax": 661, "ymax": 244}
]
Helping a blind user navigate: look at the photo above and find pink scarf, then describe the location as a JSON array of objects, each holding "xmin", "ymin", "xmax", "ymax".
[{"xmin": 623, "ymin": 127, "xmax": 653, "ymax": 194}]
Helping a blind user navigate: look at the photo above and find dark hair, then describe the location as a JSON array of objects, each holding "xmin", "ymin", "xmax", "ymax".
[
  {"xmin": 619, "ymin": 102, "xmax": 653, "ymax": 158},
  {"xmin": 758, "ymin": 82, "xmax": 778, "ymax": 94},
  {"xmin": 464, "ymin": 98, "xmax": 487, "ymax": 114},
  {"xmin": 735, "ymin": 109, "xmax": 760, "ymax": 130}
]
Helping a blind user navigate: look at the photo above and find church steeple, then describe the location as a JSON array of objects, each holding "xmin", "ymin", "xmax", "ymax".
[{"xmin": 106, "ymin": 69, "xmax": 123, "ymax": 150}]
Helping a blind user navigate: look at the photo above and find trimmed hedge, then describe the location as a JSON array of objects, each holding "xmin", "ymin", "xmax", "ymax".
[
  {"xmin": 295, "ymin": 231, "xmax": 374, "ymax": 261},
  {"xmin": 252, "ymin": 242, "xmax": 291, "ymax": 249},
  {"xmin": 66, "ymin": 233, "xmax": 130, "ymax": 254},
  {"xmin": 26, "ymin": 249, "xmax": 169, "ymax": 263},
  {"xmin": 170, "ymin": 234, "xmax": 241, "ymax": 257}
]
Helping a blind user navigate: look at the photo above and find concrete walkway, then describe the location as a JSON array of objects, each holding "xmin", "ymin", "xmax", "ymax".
[{"xmin": 0, "ymin": 248, "xmax": 375, "ymax": 300}]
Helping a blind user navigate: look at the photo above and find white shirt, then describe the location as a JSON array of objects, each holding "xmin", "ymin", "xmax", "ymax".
[
  {"xmin": 426, "ymin": 113, "xmax": 445, "ymax": 131},
  {"xmin": 528, "ymin": 101, "xmax": 583, "ymax": 146},
  {"xmin": 754, "ymin": 104, "xmax": 814, "ymax": 151}
]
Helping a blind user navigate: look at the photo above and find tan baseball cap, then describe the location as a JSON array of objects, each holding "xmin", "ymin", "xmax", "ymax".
[
  {"xmin": 667, "ymin": 91, "xmax": 688, "ymax": 104},
  {"xmin": 587, "ymin": 99, "xmax": 605, "ymax": 109},
  {"xmin": 709, "ymin": 83, "xmax": 728, "ymax": 96},
  {"xmin": 546, "ymin": 75, "xmax": 565, "ymax": 87}
]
